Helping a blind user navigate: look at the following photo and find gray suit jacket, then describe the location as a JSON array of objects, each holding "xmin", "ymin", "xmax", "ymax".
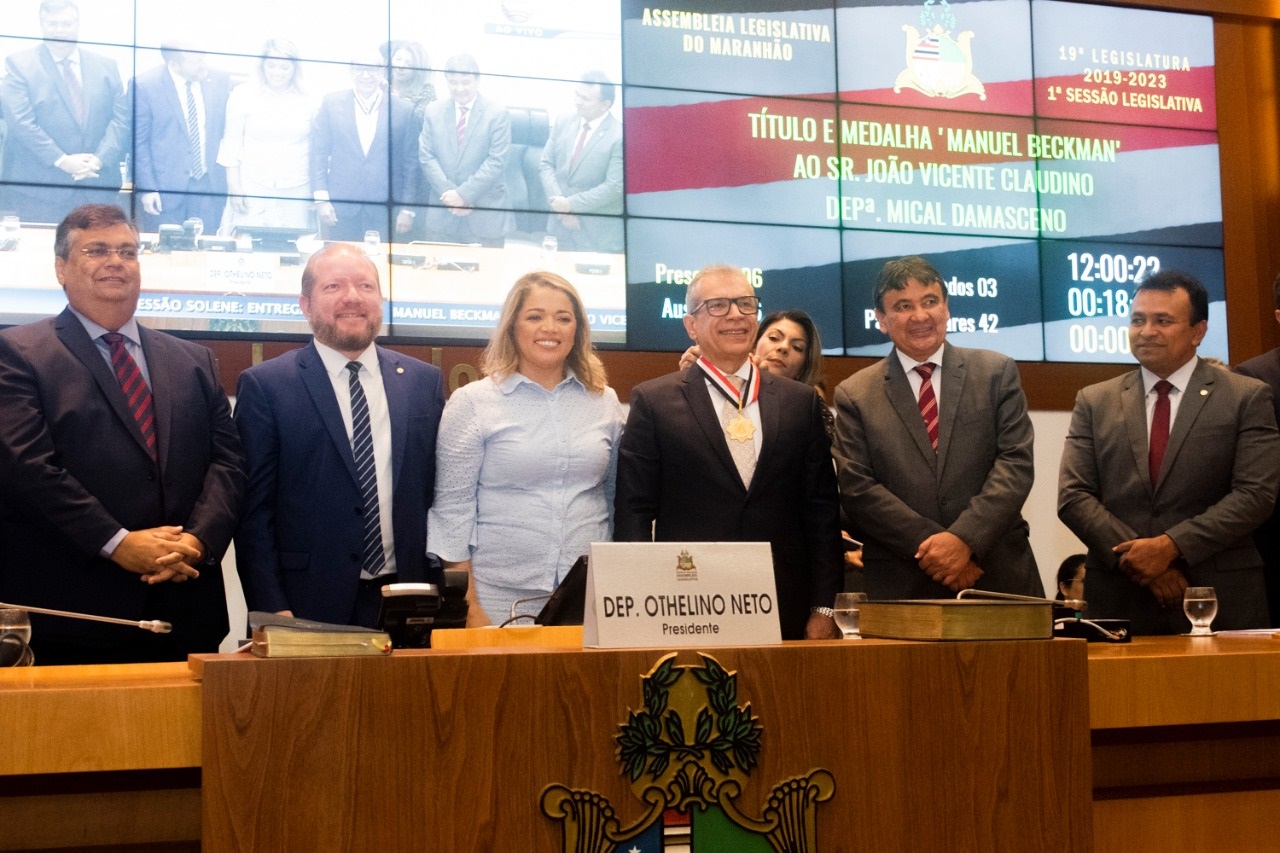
[
  {"xmin": 538, "ymin": 111, "xmax": 623, "ymax": 252},
  {"xmin": 418, "ymin": 94, "xmax": 512, "ymax": 241},
  {"xmin": 1059, "ymin": 359, "xmax": 1280, "ymax": 632},
  {"xmin": 833, "ymin": 344, "xmax": 1042, "ymax": 599}
]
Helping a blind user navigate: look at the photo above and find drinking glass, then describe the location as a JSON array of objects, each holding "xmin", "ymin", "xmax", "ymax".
[
  {"xmin": 1183, "ymin": 586, "xmax": 1218, "ymax": 635},
  {"xmin": 0, "ymin": 608, "xmax": 33, "ymax": 666},
  {"xmin": 833, "ymin": 592, "xmax": 868, "ymax": 639}
]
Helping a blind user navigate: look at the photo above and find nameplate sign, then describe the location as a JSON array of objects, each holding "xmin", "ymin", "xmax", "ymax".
[{"xmin": 583, "ymin": 542, "xmax": 782, "ymax": 648}]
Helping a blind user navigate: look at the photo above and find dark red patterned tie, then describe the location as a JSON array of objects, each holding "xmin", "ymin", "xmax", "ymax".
[
  {"xmin": 103, "ymin": 333, "xmax": 157, "ymax": 461},
  {"xmin": 915, "ymin": 363, "xmax": 939, "ymax": 452},
  {"xmin": 1148, "ymin": 380, "xmax": 1172, "ymax": 487}
]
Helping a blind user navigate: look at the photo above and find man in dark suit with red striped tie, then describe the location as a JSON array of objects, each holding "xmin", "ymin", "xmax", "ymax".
[{"xmin": 0, "ymin": 204, "xmax": 245, "ymax": 664}]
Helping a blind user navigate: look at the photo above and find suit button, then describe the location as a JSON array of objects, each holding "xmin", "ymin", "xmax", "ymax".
[
  {"xmin": 354, "ymin": 506, "xmax": 364, "ymax": 516},
  {"xmin": 350, "ymin": 553, "xmax": 360, "ymax": 563}
]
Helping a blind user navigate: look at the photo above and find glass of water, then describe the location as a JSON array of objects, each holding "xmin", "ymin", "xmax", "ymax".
[
  {"xmin": 1183, "ymin": 586, "xmax": 1218, "ymax": 635},
  {"xmin": 0, "ymin": 608, "xmax": 33, "ymax": 666},
  {"xmin": 834, "ymin": 592, "xmax": 867, "ymax": 639}
]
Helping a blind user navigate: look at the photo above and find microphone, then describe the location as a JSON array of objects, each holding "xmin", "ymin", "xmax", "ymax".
[
  {"xmin": 0, "ymin": 601, "xmax": 172, "ymax": 633},
  {"xmin": 956, "ymin": 588, "xmax": 1086, "ymax": 611}
]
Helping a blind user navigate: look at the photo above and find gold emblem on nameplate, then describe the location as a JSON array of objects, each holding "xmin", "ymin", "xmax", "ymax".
[{"xmin": 726, "ymin": 414, "xmax": 755, "ymax": 443}]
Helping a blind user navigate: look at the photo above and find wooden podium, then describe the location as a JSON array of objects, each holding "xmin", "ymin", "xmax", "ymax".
[{"xmin": 196, "ymin": 639, "xmax": 1091, "ymax": 851}]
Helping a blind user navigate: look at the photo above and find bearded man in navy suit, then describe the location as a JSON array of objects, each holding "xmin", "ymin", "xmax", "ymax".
[{"xmin": 234, "ymin": 243, "xmax": 445, "ymax": 628}]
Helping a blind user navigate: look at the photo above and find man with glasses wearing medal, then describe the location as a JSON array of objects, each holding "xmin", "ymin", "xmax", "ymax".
[
  {"xmin": 614, "ymin": 265, "xmax": 842, "ymax": 639},
  {"xmin": 0, "ymin": 203, "xmax": 245, "ymax": 664}
]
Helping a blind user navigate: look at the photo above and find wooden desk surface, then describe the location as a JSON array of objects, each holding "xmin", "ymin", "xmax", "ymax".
[
  {"xmin": 0, "ymin": 661, "xmax": 201, "ymax": 775},
  {"xmin": 1087, "ymin": 633, "xmax": 1280, "ymax": 729}
]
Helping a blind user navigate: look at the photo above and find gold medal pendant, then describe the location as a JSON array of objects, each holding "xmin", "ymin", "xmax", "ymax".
[{"xmin": 726, "ymin": 414, "xmax": 755, "ymax": 443}]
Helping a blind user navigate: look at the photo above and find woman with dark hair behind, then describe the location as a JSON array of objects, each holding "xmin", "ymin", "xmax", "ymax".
[
  {"xmin": 383, "ymin": 40, "xmax": 436, "ymax": 119},
  {"xmin": 428, "ymin": 272, "xmax": 624, "ymax": 626},
  {"xmin": 1056, "ymin": 553, "xmax": 1086, "ymax": 602}
]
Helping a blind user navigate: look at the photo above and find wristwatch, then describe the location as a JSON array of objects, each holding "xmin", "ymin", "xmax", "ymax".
[{"xmin": 810, "ymin": 606, "xmax": 834, "ymax": 618}]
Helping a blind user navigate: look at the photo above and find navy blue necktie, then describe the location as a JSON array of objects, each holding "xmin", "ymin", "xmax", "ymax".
[{"xmin": 347, "ymin": 361, "xmax": 384, "ymax": 575}]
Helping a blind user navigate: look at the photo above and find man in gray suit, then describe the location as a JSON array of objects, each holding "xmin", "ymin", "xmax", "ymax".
[
  {"xmin": 833, "ymin": 256, "xmax": 1042, "ymax": 600},
  {"xmin": 1, "ymin": 0, "xmax": 130, "ymax": 224},
  {"xmin": 538, "ymin": 71, "xmax": 623, "ymax": 253},
  {"xmin": 1059, "ymin": 270, "xmax": 1279, "ymax": 634},
  {"xmin": 418, "ymin": 54, "xmax": 512, "ymax": 246}
]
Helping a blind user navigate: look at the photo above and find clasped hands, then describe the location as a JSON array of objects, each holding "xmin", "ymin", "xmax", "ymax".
[
  {"xmin": 1114, "ymin": 534, "xmax": 1186, "ymax": 607},
  {"xmin": 916, "ymin": 531, "xmax": 983, "ymax": 592},
  {"xmin": 112, "ymin": 526, "xmax": 204, "ymax": 584}
]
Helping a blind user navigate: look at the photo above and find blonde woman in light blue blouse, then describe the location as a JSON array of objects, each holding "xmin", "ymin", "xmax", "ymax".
[{"xmin": 428, "ymin": 272, "xmax": 623, "ymax": 626}]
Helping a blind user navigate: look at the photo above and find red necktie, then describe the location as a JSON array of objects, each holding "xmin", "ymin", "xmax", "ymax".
[
  {"xmin": 103, "ymin": 333, "xmax": 157, "ymax": 461},
  {"xmin": 61, "ymin": 58, "xmax": 85, "ymax": 126},
  {"xmin": 1148, "ymin": 380, "xmax": 1173, "ymax": 487},
  {"xmin": 914, "ymin": 363, "xmax": 939, "ymax": 452},
  {"xmin": 455, "ymin": 105, "xmax": 468, "ymax": 147},
  {"xmin": 570, "ymin": 121, "xmax": 590, "ymax": 167}
]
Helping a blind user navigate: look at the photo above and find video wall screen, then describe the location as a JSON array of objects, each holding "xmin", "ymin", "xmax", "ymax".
[{"xmin": 0, "ymin": 0, "xmax": 1222, "ymax": 363}]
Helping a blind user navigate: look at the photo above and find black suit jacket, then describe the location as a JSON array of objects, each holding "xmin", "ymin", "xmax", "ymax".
[
  {"xmin": 614, "ymin": 367, "xmax": 842, "ymax": 639},
  {"xmin": 0, "ymin": 308, "xmax": 245, "ymax": 658},
  {"xmin": 233, "ymin": 342, "xmax": 445, "ymax": 624}
]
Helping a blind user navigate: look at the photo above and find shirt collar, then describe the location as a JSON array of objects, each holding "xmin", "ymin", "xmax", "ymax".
[
  {"xmin": 313, "ymin": 339, "xmax": 379, "ymax": 379},
  {"xmin": 894, "ymin": 342, "xmax": 946, "ymax": 374},
  {"xmin": 70, "ymin": 306, "xmax": 142, "ymax": 347},
  {"xmin": 498, "ymin": 367, "xmax": 583, "ymax": 395},
  {"xmin": 1141, "ymin": 356, "xmax": 1198, "ymax": 395}
]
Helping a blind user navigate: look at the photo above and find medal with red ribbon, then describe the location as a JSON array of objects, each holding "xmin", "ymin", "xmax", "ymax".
[{"xmin": 698, "ymin": 358, "xmax": 759, "ymax": 443}]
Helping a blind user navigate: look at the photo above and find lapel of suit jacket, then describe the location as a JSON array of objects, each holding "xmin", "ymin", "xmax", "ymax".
[
  {"xmin": 1157, "ymin": 360, "xmax": 1214, "ymax": 492},
  {"xmin": 54, "ymin": 308, "xmax": 155, "ymax": 461},
  {"xmin": 935, "ymin": 345, "xmax": 966, "ymax": 475},
  {"xmin": 681, "ymin": 367, "xmax": 743, "ymax": 490},
  {"xmin": 746, "ymin": 371, "xmax": 782, "ymax": 495},
  {"xmin": 377, "ymin": 346, "xmax": 407, "ymax": 494},
  {"xmin": 336, "ymin": 92, "xmax": 363, "ymax": 161},
  {"xmin": 298, "ymin": 342, "xmax": 362, "ymax": 485},
  {"xmin": 883, "ymin": 351, "xmax": 938, "ymax": 473},
  {"xmin": 569, "ymin": 113, "xmax": 612, "ymax": 180},
  {"xmin": 1120, "ymin": 370, "xmax": 1151, "ymax": 496}
]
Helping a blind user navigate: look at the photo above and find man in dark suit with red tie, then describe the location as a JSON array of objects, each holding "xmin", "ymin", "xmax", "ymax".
[
  {"xmin": 0, "ymin": 204, "xmax": 245, "ymax": 664},
  {"xmin": 613, "ymin": 265, "xmax": 841, "ymax": 640},
  {"xmin": 1060, "ymin": 270, "xmax": 1279, "ymax": 633},
  {"xmin": 0, "ymin": 0, "xmax": 130, "ymax": 224}
]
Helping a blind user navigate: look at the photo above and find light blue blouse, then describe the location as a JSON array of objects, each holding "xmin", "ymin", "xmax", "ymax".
[{"xmin": 427, "ymin": 370, "xmax": 624, "ymax": 604}]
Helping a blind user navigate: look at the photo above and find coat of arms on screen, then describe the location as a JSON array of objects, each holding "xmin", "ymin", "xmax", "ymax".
[
  {"xmin": 540, "ymin": 653, "xmax": 835, "ymax": 852},
  {"xmin": 895, "ymin": 0, "xmax": 986, "ymax": 101}
]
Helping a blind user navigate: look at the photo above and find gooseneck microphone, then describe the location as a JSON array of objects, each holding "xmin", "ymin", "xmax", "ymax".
[{"xmin": 0, "ymin": 601, "xmax": 172, "ymax": 633}]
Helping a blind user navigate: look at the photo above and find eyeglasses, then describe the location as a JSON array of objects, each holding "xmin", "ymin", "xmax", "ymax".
[
  {"xmin": 689, "ymin": 296, "xmax": 761, "ymax": 317},
  {"xmin": 80, "ymin": 245, "xmax": 140, "ymax": 261},
  {"xmin": 350, "ymin": 65, "xmax": 384, "ymax": 78}
]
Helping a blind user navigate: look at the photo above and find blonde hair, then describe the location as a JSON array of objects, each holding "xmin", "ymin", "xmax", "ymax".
[{"xmin": 481, "ymin": 271, "xmax": 608, "ymax": 394}]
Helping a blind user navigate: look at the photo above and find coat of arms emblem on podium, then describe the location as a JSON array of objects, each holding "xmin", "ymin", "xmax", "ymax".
[{"xmin": 541, "ymin": 652, "xmax": 835, "ymax": 851}]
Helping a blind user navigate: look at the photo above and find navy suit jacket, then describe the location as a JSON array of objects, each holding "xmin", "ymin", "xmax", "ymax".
[
  {"xmin": 0, "ymin": 308, "xmax": 244, "ymax": 657},
  {"xmin": 1, "ymin": 44, "xmax": 130, "ymax": 222},
  {"xmin": 234, "ymin": 342, "xmax": 445, "ymax": 624},
  {"xmin": 129, "ymin": 65, "xmax": 230, "ymax": 200},
  {"xmin": 613, "ymin": 367, "xmax": 842, "ymax": 640}
]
